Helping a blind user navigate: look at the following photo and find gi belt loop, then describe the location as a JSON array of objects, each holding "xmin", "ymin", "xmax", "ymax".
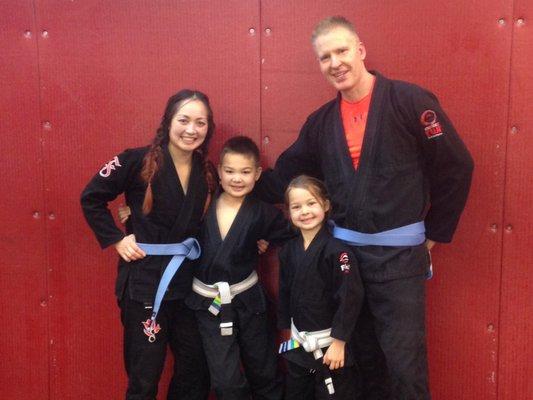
[
  {"xmin": 329, "ymin": 220, "xmax": 426, "ymax": 247},
  {"xmin": 137, "ymin": 238, "xmax": 201, "ymax": 342}
]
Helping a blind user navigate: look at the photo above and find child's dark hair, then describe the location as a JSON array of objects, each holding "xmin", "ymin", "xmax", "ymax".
[
  {"xmin": 285, "ymin": 175, "xmax": 331, "ymax": 217},
  {"xmin": 219, "ymin": 135, "xmax": 260, "ymax": 165}
]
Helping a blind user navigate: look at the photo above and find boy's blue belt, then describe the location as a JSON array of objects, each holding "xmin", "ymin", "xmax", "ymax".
[
  {"xmin": 137, "ymin": 238, "xmax": 201, "ymax": 342},
  {"xmin": 330, "ymin": 221, "xmax": 426, "ymax": 247}
]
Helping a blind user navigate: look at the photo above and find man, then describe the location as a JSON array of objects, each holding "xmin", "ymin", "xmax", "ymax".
[{"xmin": 256, "ymin": 16, "xmax": 474, "ymax": 400}]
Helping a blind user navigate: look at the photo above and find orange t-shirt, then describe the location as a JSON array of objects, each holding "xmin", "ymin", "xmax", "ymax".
[{"xmin": 340, "ymin": 84, "xmax": 374, "ymax": 169}]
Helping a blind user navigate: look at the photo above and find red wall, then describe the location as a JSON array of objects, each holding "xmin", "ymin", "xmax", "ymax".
[{"xmin": 0, "ymin": 1, "xmax": 530, "ymax": 399}]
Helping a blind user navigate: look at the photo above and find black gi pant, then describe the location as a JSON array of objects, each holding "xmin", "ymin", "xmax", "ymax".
[
  {"xmin": 196, "ymin": 305, "xmax": 283, "ymax": 400},
  {"xmin": 285, "ymin": 360, "xmax": 359, "ymax": 400},
  {"xmin": 351, "ymin": 274, "xmax": 430, "ymax": 400},
  {"xmin": 120, "ymin": 297, "xmax": 210, "ymax": 400}
]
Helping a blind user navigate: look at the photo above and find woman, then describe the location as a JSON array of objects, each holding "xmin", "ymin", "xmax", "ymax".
[{"xmin": 81, "ymin": 90, "xmax": 215, "ymax": 399}]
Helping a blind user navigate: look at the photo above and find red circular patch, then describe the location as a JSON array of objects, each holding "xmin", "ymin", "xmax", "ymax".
[{"xmin": 420, "ymin": 110, "xmax": 437, "ymax": 126}]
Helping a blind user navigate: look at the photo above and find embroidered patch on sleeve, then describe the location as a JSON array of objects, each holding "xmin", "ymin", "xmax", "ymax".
[
  {"xmin": 99, "ymin": 156, "xmax": 122, "ymax": 177},
  {"xmin": 339, "ymin": 252, "xmax": 351, "ymax": 273},
  {"xmin": 420, "ymin": 110, "xmax": 444, "ymax": 139}
]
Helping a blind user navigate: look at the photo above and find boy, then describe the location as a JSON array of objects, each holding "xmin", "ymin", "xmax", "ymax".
[{"xmin": 186, "ymin": 136, "xmax": 293, "ymax": 400}]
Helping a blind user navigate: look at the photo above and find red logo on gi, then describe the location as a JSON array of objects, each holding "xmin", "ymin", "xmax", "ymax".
[
  {"xmin": 420, "ymin": 110, "xmax": 444, "ymax": 139},
  {"xmin": 99, "ymin": 156, "xmax": 122, "ymax": 177},
  {"xmin": 142, "ymin": 319, "xmax": 161, "ymax": 342},
  {"xmin": 339, "ymin": 252, "xmax": 351, "ymax": 273}
]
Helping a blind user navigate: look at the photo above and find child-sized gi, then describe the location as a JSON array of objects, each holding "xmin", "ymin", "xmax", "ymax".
[{"xmin": 279, "ymin": 226, "xmax": 364, "ymax": 399}]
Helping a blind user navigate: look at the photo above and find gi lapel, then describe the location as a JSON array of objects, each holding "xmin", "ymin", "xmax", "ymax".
[
  {"xmin": 343, "ymin": 71, "xmax": 387, "ymax": 227},
  {"xmin": 211, "ymin": 194, "xmax": 254, "ymax": 278},
  {"xmin": 202, "ymin": 195, "xmax": 222, "ymax": 270},
  {"xmin": 292, "ymin": 227, "xmax": 329, "ymax": 299},
  {"xmin": 164, "ymin": 148, "xmax": 201, "ymax": 243},
  {"xmin": 332, "ymin": 94, "xmax": 357, "ymax": 185}
]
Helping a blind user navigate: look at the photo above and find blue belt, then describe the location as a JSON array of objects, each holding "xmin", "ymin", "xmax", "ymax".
[
  {"xmin": 137, "ymin": 238, "xmax": 201, "ymax": 342},
  {"xmin": 330, "ymin": 221, "xmax": 426, "ymax": 247}
]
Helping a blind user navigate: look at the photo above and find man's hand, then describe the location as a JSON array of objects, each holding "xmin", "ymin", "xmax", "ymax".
[
  {"xmin": 118, "ymin": 204, "xmax": 132, "ymax": 224},
  {"xmin": 426, "ymin": 239, "xmax": 436, "ymax": 250},
  {"xmin": 257, "ymin": 239, "xmax": 270, "ymax": 254}
]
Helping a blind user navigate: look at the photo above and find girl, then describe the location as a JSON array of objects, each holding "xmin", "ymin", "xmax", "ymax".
[
  {"xmin": 278, "ymin": 175, "xmax": 364, "ymax": 399},
  {"xmin": 81, "ymin": 90, "xmax": 215, "ymax": 400}
]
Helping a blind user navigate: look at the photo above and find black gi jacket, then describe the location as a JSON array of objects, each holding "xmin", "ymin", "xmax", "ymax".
[
  {"xmin": 257, "ymin": 72, "xmax": 474, "ymax": 282},
  {"xmin": 186, "ymin": 193, "xmax": 294, "ymax": 313},
  {"xmin": 80, "ymin": 146, "xmax": 208, "ymax": 302},
  {"xmin": 278, "ymin": 227, "xmax": 364, "ymax": 367}
]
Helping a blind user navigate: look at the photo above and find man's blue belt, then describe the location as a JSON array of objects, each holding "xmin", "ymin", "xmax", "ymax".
[
  {"xmin": 137, "ymin": 238, "xmax": 201, "ymax": 342},
  {"xmin": 330, "ymin": 221, "xmax": 426, "ymax": 247}
]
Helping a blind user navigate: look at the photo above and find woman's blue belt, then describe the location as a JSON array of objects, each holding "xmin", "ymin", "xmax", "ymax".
[{"xmin": 137, "ymin": 238, "xmax": 201, "ymax": 342}]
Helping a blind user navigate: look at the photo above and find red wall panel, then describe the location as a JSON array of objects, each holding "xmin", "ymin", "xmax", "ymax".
[
  {"xmin": 29, "ymin": 0, "xmax": 260, "ymax": 398},
  {"xmin": 498, "ymin": 2, "xmax": 533, "ymax": 399},
  {"xmin": 0, "ymin": 1, "xmax": 49, "ymax": 398},
  {"xmin": 260, "ymin": 1, "xmax": 512, "ymax": 399}
]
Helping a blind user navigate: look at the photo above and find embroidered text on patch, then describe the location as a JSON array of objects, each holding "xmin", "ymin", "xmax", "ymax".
[
  {"xmin": 339, "ymin": 252, "xmax": 351, "ymax": 273},
  {"xmin": 420, "ymin": 110, "xmax": 444, "ymax": 139},
  {"xmin": 99, "ymin": 156, "xmax": 122, "ymax": 177}
]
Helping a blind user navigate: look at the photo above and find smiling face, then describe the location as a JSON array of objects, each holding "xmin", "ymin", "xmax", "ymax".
[
  {"xmin": 168, "ymin": 99, "xmax": 209, "ymax": 156},
  {"xmin": 313, "ymin": 26, "xmax": 368, "ymax": 100},
  {"xmin": 287, "ymin": 187, "xmax": 329, "ymax": 237},
  {"xmin": 218, "ymin": 152, "xmax": 262, "ymax": 200}
]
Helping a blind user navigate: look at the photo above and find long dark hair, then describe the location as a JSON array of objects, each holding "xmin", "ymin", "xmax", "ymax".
[{"xmin": 140, "ymin": 89, "xmax": 216, "ymax": 214}]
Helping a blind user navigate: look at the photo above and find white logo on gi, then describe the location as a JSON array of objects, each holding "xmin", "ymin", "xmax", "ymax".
[{"xmin": 99, "ymin": 156, "xmax": 122, "ymax": 177}]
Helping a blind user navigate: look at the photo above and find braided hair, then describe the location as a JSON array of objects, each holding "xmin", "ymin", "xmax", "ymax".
[{"xmin": 140, "ymin": 89, "xmax": 216, "ymax": 214}]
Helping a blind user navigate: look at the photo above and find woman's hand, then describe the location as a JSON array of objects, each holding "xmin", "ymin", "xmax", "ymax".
[
  {"xmin": 323, "ymin": 339, "xmax": 345, "ymax": 370},
  {"xmin": 114, "ymin": 234, "xmax": 146, "ymax": 262},
  {"xmin": 117, "ymin": 204, "xmax": 132, "ymax": 224}
]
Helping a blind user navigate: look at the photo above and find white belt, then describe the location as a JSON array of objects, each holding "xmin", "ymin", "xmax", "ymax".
[
  {"xmin": 192, "ymin": 270, "xmax": 258, "ymax": 300},
  {"xmin": 291, "ymin": 319, "xmax": 333, "ymax": 360},
  {"xmin": 291, "ymin": 319, "xmax": 335, "ymax": 395},
  {"xmin": 192, "ymin": 271, "xmax": 258, "ymax": 335}
]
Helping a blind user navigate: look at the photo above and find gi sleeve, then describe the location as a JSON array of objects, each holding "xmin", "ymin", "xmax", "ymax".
[
  {"xmin": 262, "ymin": 204, "xmax": 297, "ymax": 246},
  {"xmin": 80, "ymin": 149, "xmax": 143, "ymax": 249},
  {"xmin": 406, "ymin": 87, "xmax": 474, "ymax": 243},
  {"xmin": 255, "ymin": 117, "xmax": 322, "ymax": 204},
  {"xmin": 277, "ymin": 245, "xmax": 292, "ymax": 330},
  {"xmin": 330, "ymin": 244, "xmax": 364, "ymax": 342}
]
